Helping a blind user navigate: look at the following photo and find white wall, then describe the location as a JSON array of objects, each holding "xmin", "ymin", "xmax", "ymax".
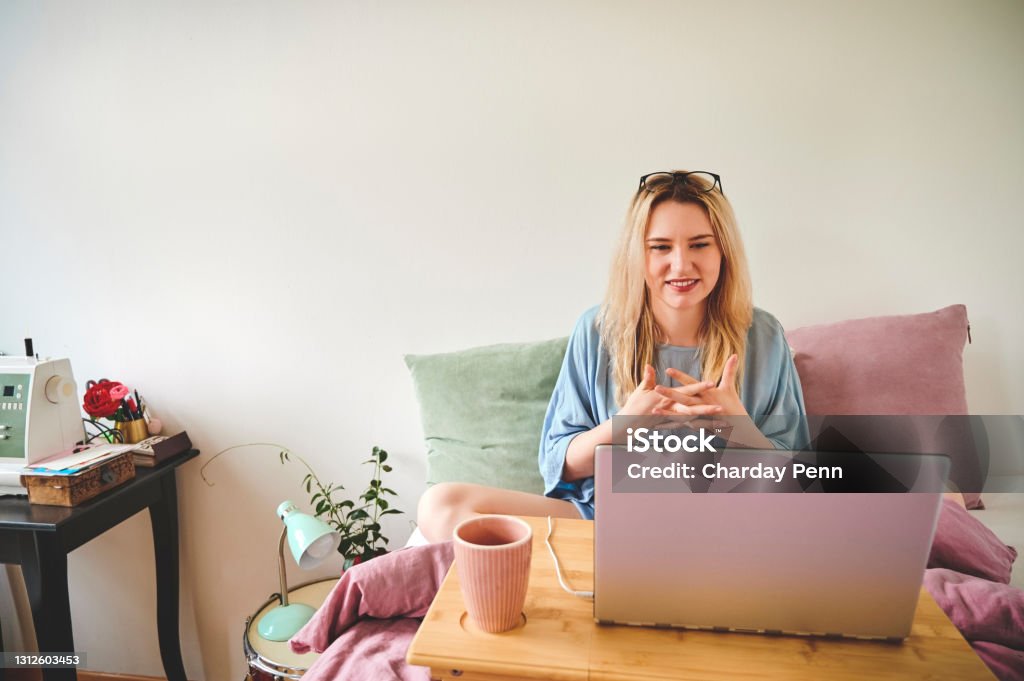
[{"xmin": 1, "ymin": 1, "xmax": 1021, "ymax": 678}]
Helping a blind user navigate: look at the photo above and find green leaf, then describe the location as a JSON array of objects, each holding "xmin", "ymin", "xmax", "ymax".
[
  {"xmin": 378, "ymin": 449, "xmax": 388, "ymax": 463},
  {"xmin": 382, "ymin": 464, "xmax": 392, "ymax": 473},
  {"xmin": 372, "ymin": 446, "xmax": 380, "ymax": 455},
  {"xmin": 380, "ymin": 508, "xmax": 403, "ymax": 516},
  {"xmin": 377, "ymin": 498, "xmax": 389, "ymax": 510},
  {"xmin": 339, "ymin": 500, "xmax": 355, "ymax": 509},
  {"xmin": 348, "ymin": 509, "xmax": 370, "ymax": 521},
  {"xmin": 380, "ymin": 487, "xmax": 398, "ymax": 496}
]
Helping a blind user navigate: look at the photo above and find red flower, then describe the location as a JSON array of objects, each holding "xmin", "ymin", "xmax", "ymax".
[{"xmin": 83, "ymin": 380, "xmax": 124, "ymax": 419}]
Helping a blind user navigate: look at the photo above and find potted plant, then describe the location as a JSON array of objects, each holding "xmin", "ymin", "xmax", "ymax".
[{"xmin": 201, "ymin": 444, "xmax": 402, "ymax": 570}]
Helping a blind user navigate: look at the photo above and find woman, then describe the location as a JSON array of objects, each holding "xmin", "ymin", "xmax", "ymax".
[{"xmin": 417, "ymin": 170, "xmax": 807, "ymax": 540}]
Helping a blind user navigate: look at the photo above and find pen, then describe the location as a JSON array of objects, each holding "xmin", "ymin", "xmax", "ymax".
[{"xmin": 134, "ymin": 390, "xmax": 142, "ymax": 418}]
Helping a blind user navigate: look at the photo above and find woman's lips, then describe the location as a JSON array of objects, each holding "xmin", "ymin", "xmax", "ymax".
[{"xmin": 666, "ymin": 278, "xmax": 699, "ymax": 293}]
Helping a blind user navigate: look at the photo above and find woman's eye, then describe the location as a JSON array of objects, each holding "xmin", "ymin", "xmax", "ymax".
[
  {"xmin": 691, "ymin": 242, "xmax": 711, "ymax": 249},
  {"xmin": 650, "ymin": 245, "xmax": 671, "ymax": 251}
]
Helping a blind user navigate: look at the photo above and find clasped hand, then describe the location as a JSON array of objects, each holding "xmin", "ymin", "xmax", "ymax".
[{"xmin": 619, "ymin": 354, "xmax": 747, "ymax": 419}]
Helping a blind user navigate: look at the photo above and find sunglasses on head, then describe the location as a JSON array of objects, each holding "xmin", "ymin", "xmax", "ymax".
[{"xmin": 638, "ymin": 171, "xmax": 723, "ymax": 195}]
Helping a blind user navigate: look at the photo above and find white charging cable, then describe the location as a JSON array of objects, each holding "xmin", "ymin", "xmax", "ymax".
[{"xmin": 545, "ymin": 516, "xmax": 594, "ymax": 600}]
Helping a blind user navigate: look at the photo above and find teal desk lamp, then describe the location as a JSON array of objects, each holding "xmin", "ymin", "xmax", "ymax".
[{"xmin": 257, "ymin": 500, "xmax": 341, "ymax": 641}]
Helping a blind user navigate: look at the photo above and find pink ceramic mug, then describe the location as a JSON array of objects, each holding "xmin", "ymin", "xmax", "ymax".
[{"xmin": 453, "ymin": 515, "xmax": 533, "ymax": 633}]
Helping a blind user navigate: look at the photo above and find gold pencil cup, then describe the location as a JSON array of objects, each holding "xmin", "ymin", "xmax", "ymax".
[{"xmin": 116, "ymin": 419, "xmax": 148, "ymax": 444}]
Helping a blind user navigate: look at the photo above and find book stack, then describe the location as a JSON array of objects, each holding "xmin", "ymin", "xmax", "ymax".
[{"xmin": 130, "ymin": 431, "xmax": 192, "ymax": 467}]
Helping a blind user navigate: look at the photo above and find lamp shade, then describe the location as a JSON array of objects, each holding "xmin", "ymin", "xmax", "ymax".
[{"xmin": 277, "ymin": 500, "xmax": 341, "ymax": 570}]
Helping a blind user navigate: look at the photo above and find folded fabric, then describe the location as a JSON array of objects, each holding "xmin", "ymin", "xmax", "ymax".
[
  {"xmin": 929, "ymin": 498, "xmax": 1018, "ymax": 584},
  {"xmin": 971, "ymin": 641, "xmax": 1024, "ymax": 681},
  {"xmin": 298, "ymin": 618, "xmax": 430, "ymax": 681},
  {"xmin": 924, "ymin": 568, "xmax": 1024, "ymax": 651},
  {"xmin": 290, "ymin": 541, "xmax": 455, "ymax": 655}
]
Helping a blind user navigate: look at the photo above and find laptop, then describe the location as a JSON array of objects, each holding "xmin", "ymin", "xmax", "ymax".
[{"xmin": 593, "ymin": 445, "xmax": 949, "ymax": 640}]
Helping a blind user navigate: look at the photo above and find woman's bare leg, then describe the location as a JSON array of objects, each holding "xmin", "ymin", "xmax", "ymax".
[
  {"xmin": 944, "ymin": 491, "xmax": 967, "ymax": 508},
  {"xmin": 417, "ymin": 482, "xmax": 582, "ymax": 543}
]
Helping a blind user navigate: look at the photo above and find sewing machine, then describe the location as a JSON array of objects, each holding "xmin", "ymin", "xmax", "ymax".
[{"xmin": 0, "ymin": 356, "xmax": 84, "ymax": 495}]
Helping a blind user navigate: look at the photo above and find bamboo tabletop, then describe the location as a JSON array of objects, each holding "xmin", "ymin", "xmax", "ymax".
[{"xmin": 407, "ymin": 516, "xmax": 994, "ymax": 681}]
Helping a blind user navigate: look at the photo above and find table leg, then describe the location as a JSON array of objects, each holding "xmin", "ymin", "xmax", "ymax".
[
  {"xmin": 19, "ymin": 533, "xmax": 76, "ymax": 681},
  {"xmin": 148, "ymin": 472, "xmax": 187, "ymax": 681}
]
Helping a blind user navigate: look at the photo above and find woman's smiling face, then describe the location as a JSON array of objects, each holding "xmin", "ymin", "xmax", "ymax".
[{"xmin": 644, "ymin": 200, "xmax": 722, "ymax": 315}]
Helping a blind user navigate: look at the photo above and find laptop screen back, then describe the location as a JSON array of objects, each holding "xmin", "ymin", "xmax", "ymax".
[{"xmin": 593, "ymin": 445, "xmax": 949, "ymax": 639}]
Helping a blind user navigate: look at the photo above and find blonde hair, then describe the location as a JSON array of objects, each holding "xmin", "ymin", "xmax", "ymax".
[{"xmin": 599, "ymin": 171, "xmax": 753, "ymax": 407}]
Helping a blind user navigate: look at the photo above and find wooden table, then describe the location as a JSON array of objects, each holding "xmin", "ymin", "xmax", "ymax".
[
  {"xmin": 0, "ymin": 448, "xmax": 198, "ymax": 681},
  {"xmin": 407, "ymin": 516, "xmax": 994, "ymax": 681}
]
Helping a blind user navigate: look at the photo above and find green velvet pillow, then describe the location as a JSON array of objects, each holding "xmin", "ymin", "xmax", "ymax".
[{"xmin": 404, "ymin": 337, "xmax": 569, "ymax": 494}]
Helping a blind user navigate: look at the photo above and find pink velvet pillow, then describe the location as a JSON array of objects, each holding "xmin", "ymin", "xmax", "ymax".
[
  {"xmin": 785, "ymin": 305, "xmax": 979, "ymax": 506},
  {"xmin": 785, "ymin": 305, "xmax": 969, "ymax": 416},
  {"xmin": 928, "ymin": 499, "xmax": 1018, "ymax": 584}
]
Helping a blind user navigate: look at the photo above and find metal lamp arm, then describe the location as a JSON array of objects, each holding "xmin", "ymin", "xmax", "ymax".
[{"xmin": 277, "ymin": 525, "xmax": 290, "ymax": 606}]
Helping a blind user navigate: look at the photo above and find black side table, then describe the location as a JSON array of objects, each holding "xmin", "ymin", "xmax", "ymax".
[{"xmin": 0, "ymin": 448, "xmax": 198, "ymax": 681}]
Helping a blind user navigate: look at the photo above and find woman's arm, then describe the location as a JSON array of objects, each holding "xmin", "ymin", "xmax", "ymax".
[
  {"xmin": 562, "ymin": 419, "xmax": 613, "ymax": 482},
  {"xmin": 538, "ymin": 311, "xmax": 603, "ymax": 498}
]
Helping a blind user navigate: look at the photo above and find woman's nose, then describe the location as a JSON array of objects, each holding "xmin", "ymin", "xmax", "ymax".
[{"xmin": 670, "ymin": 248, "xmax": 692, "ymax": 272}]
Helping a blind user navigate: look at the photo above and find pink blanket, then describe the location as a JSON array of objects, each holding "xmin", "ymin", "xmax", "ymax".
[
  {"xmin": 925, "ymin": 569, "xmax": 1024, "ymax": 650},
  {"xmin": 923, "ymin": 500, "xmax": 1023, "ymax": 681},
  {"xmin": 293, "ymin": 618, "xmax": 426, "ymax": 681},
  {"xmin": 290, "ymin": 542, "xmax": 453, "ymax": 681},
  {"xmin": 925, "ymin": 568, "xmax": 1024, "ymax": 681}
]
